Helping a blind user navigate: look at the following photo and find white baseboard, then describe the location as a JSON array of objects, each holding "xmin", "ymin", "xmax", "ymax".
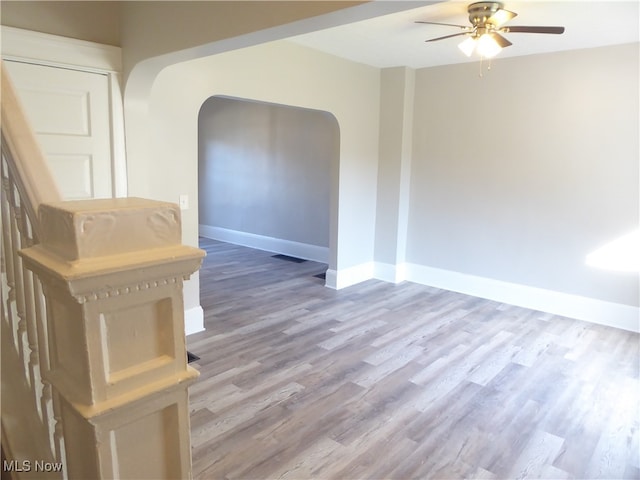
[
  {"xmin": 325, "ymin": 262, "xmax": 374, "ymax": 290},
  {"xmin": 374, "ymin": 261, "xmax": 407, "ymax": 284},
  {"xmin": 324, "ymin": 260, "xmax": 638, "ymax": 332},
  {"xmin": 185, "ymin": 305, "xmax": 205, "ymax": 336},
  {"xmin": 199, "ymin": 224, "xmax": 329, "ymax": 263},
  {"xmin": 404, "ymin": 263, "xmax": 640, "ymax": 333},
  {"xmin": 325, "ymin": 269, "xmax": 338, "ymax": 289},
  {"xmin": 193, "ymin": 232, "xmax": 639, "ymax": 332}
]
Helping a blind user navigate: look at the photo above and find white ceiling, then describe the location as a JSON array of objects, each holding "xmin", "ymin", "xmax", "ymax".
[{"xmin": 288, "ymin": 1, "xmax": 640, "ymax": 69}]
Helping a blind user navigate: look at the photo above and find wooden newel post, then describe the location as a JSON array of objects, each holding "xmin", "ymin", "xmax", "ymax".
[{"xmin": 19, "ymin": 198, "xmax": 205, "ymax": 479}]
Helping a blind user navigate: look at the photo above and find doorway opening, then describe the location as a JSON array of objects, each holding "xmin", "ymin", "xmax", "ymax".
[{"xmin": 197, "ymin": 95, "xmax": 339, "ymax": 265}]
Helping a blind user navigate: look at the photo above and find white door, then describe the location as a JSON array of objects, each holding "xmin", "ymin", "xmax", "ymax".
[{"xmin": 5, "ymin": 60, "xmax": 113, "ymax": 199}]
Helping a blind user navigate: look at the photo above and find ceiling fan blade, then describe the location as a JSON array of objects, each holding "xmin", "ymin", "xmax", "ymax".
[
  {"xmin": 415, "ymin": 21, "xmax": 471, "ymax": 29},
  {"xmin": 502, "ymin": 26, "xmax": 565, "ymax": 34},
  {"xmin": 424, "ymin": 32, "xmax": 471, "ymax": 43},
  {"xmin": 491, "ymin": 33, "xmax": 512, "ymax": 48},
  {"xmin": 488, "ymin": 8, "xmax": 517, "ymax": 27}
]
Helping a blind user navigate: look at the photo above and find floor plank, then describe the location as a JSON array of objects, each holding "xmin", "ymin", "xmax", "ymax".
[{"xmin": 189, "ymin": 238, "xmax": 640, "ymax": 479}]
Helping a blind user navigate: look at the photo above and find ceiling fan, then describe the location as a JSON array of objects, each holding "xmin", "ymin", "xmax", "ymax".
[{"xmin": 417, "ymin": 2, "xmax": 565, "ymax": 59}]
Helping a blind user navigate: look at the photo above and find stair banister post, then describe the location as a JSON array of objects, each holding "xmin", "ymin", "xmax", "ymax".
[{"xmin": 19, "ymin": 197, "xmax": 204, "ymax": 479}]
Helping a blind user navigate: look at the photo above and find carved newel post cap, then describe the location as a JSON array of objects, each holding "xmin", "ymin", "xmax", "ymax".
[
  {"xmin": 39, "ymin": 197, "xmax": 183, "ymax": 261},
  {"xmin": 20, "ymin": 197, "xmax": 205, "ymax": 289}
]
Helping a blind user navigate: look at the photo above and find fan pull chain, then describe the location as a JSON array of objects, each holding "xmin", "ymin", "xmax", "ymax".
[{"xmin": 478, "ymin": 56, "xmax": 493, "ymax": 78}]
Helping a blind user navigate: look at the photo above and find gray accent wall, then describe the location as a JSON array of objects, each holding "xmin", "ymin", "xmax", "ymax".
[
  {"xmin": 198, "ymin": 96, "xmax": 336, "ymax": 248},
  {"xmin": 406, "ymin": 43, "xmax": 639, "ymax": 306}
]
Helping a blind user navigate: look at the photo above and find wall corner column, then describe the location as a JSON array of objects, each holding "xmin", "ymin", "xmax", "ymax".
[{"xmin": 374, "ymin": 66, "xmax": 416, "ymax": 283}]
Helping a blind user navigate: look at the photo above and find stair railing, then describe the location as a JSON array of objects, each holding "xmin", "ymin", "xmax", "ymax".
[
  {"xmin": 1, "ymin": 60, "xmax": 66, "ymax": 479},
  {"xmin": 1, "ymin": 61, "xmax": 204, "ymax": 479}
]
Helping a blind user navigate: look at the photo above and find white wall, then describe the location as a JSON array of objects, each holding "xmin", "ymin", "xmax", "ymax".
[
  {"xmin": 128, "ymin": 40, "xmax": 381, "ymax": 293},
  {"xmin": 121, "ymin": 4, "xmax": 638, "ymax": 332},
  {"xmin": 406, "ymin": 44, "xmax": 639, "ymax": 312},
  {"xmin": 121, "ymin": 1, "xmax": 432, "ymax": 328}
]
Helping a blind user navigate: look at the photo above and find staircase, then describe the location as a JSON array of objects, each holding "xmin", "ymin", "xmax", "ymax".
[{"xmin": 1, "ymin": 62, "xmax": 204, "ymax": 479}]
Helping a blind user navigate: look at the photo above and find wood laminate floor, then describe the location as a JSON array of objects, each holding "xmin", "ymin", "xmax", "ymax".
[{"xmin": 188, "ymin": 238, "xmax": 640, "ymax": 480}]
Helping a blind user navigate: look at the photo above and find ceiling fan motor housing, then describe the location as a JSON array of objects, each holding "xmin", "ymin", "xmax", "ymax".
[{"xmin": 468, "ymin": 2, "xmax": 504, "ymax": 26}]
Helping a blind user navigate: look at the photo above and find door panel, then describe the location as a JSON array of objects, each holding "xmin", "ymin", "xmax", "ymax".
[{"xmin": 5, "ymin": 60, "xmax": 113, "ymax": 199}]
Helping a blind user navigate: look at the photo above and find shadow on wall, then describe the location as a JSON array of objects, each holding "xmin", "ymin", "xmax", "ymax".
[{"xmin": 197, "ymin": 95, "xmax": 339, "ymax": 262}]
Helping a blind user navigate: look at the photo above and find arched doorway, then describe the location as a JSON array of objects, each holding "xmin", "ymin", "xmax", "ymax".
[{"xmin": 198, "ymin": 95, "xmax": 339, "ymax": 263}]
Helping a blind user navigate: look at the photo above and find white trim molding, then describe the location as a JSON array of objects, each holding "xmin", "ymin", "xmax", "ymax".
[
  {"xmin": 185, "ymin": 305, "xmax": 205, "ymax": 336},
  {"xmin": 199, "ymin": 224, "xmax": 329, "ymax": 263},
  {"xmin": 307, "ymin": 257, "xmax": 638, "ymax": 331},
  {"xmin": 374, "ymin": 261, "xmax": 407, "ymax": 284},
  {"xmin": 1, "ymin": 26, "xmax": 121, "ymax": 72},
  {"xmin": 326, "ymin": 262, "xmax": 374, "ymax": 290},
  {"xmin": 404, "ymin": 263, "xmax": 640, "ymax": 333}
]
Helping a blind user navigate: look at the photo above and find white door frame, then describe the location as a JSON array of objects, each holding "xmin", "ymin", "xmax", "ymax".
[{"xmin": 1, "ymin": 26, "xmax": 127, "ymax": 197}]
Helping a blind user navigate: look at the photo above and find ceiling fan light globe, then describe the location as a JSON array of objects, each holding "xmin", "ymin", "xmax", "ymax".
[
  {"xmin": 477, "ymin": 34, "xmax": 502, "ymax": 58},
  {"xmin": 458, "ymin": 36, "xmax": 477, "ymax": 56}
]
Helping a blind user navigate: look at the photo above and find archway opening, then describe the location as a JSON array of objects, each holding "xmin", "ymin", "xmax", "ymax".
[{"xmin": 198, "ymin": 95, "xmax": 339, "ymax": 267}]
